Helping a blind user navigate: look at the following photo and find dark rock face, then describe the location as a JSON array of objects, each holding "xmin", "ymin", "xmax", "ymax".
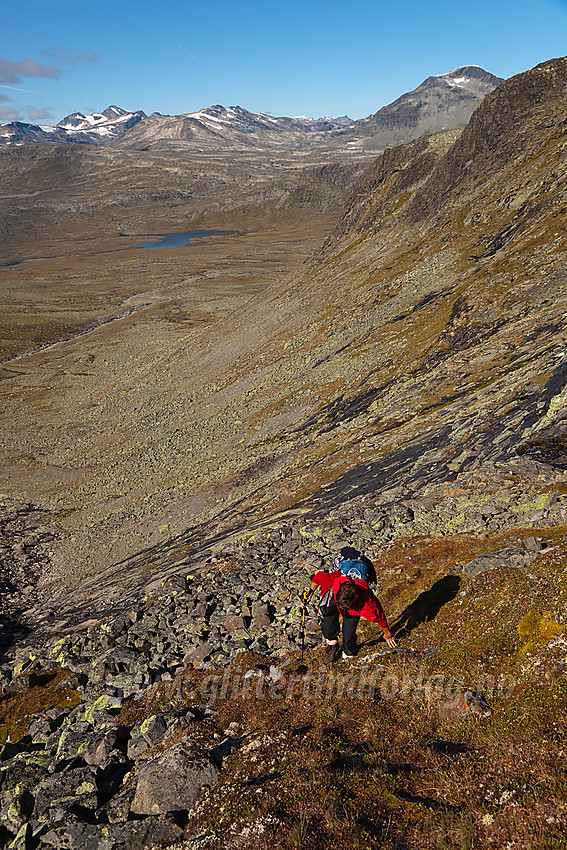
[{"xmin": 409, "ymin": 57, "xmax": 567, "ymax": 221}]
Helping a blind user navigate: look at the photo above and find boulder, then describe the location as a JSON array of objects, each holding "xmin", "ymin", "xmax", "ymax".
[
  {"xmin": 130, "ymin": 740, "xmax": 219, "ymax": 815},
  {"xmin": 522, "ymin": 536, "xmax": 542, "ymax": 553},
  {"xmin": 0, "ymin": 751, "xmax": 51, "ymax": 823},
  {"xmin": 110, "ymin": 813, "xmax": 184, "ymax": 847},
  {"xmin": 139, "ymin": 713, "xmax": 168, "ymax": 747},
  {"xmin": 96, "ymin": 751, "xmax": 130, "ymax": 797},
  {"xmin": 461, "ymin": 546, "xmax": 532, "ymax": 578},
  {"xmin": 224, "ymin": 614, "xmax": 246, "ymax": 632},
  {"xmin": 39, "ymin": 815, "xmax": 182, "ymax": 849},
  {"xmin": 33, "ymin": 766, "xmax": 98, "ymax": 821},
  {"xmin": 252, "ymin": 613, "xmax": 271, "ymax": 630},
  {"xmin": 126, "ymin": 713, "xmax": 168, "ymax": 759},
  {"xmin": 6, "ymin": 823, "xmax": 32, "ymax": 850},
  {"xmin": 104, "ymin": 786, "xmax": 136, "ymax": 824},
  {"xmin": 183, "ymin": 643, "xmax": 214, "ymax": 666},
  {"xmin": 3, "ymin": 675, "xmax": 34, "ymax": 696},
  {"xmin": 52, "ymin": 728, "xmax": 95, "ymax": 764}
]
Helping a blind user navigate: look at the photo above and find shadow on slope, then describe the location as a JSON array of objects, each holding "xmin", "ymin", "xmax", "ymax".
[
  {"xmin": 0, "ymin": 578, "xmax": 31, "ymax": 662},
  {"xmin": 391, "ymin": 574, "xmax": 462, "ymax": 639}
]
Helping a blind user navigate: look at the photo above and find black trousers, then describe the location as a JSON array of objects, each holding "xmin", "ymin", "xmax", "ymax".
[{"xmin": 321, "ymin": 610, "xmax": 360, "ymax": 656}]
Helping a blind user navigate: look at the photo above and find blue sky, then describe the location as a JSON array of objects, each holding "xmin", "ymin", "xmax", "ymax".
[{"xmin": 2, "ymin": 0, "xmax": 567, "ymax": 124}]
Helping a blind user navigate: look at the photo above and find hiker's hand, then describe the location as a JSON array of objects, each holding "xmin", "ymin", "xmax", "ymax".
[
  {"xmin": 299, "ymin": 590, "xmax": 311, "ymax": 608},
  {"xmin": 383, "ymin": 630, "xmax": 397, "ymax": 648}
]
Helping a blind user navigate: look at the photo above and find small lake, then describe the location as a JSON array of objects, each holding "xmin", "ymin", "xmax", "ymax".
[
  {"xmin": 131, "ymin": 230, "xmax": 236, "ymax": 249},
  {"xmin": 0, "ymin": 231, "xmax": 238, "ymax": 270}
]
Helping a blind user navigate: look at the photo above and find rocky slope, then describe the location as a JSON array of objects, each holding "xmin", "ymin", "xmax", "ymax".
[
  {"xmin": 1, "ymin": 55, "xmax": 567, "ymax": 598},
  {"xmin": 0, "ymin": 489, "xmax": 566, "ymax": 848},
  {"xmin": 0, "ymin": 56, "xmax": 566, "ymax": 849},
  {"xmin": 354, "ymin": 65, "xmax": 503, "ymax": 146},
  {"xmin": 2, "ymin": 55, "xmax": 562, "ymax": 598}
]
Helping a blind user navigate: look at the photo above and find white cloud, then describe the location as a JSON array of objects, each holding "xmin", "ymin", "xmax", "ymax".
[
  {"xmin": 0, "ymin": 106, "xmax": 20, "ymax": 121},
  {"xmin": 0, "ymin": 57, "xmax": 60, "ymax": 84},
  {"xmin": 42, "ymin": 46, "xmax": 99, "ymax": 65},
  {"xmin": 28, "ymin": 105, "xmax": 53, "ymax": 121}
]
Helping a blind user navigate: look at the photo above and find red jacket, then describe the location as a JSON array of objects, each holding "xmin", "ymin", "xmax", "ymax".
[{"xmin": 312, "ymin": 570, "xmax": 389, "ymax": 629}]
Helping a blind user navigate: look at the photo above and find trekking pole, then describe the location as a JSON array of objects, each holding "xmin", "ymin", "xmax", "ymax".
[
  {"xmin": 294, "ymin": 584, "xmax": 312, "ymax": 676},
  {"xmin": 299, "ymin": 585, "xmax": 311, "ymax": 665}
]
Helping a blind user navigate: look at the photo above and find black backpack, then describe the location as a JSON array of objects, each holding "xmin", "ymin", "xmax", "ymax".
[{"xmin": 317, "ymin": 587, "xmax": 338, "ymax": 618}]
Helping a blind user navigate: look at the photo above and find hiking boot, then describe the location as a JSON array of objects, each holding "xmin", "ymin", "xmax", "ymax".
[
  {"xmin": 342, "ymin": 651, "xmax": 356, "ymax": 660},
  {"xmin": 323, "ymin": 644, "xmax": 338, "ymax": 665}
]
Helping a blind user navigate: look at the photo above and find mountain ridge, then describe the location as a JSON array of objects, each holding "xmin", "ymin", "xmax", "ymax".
[
  {"xmin": 0, "ymin": 65, "xmax": 502, "ymax": 152},
  {"xmin": 0, "ymin": 105, "xmax": 146, "ymax": 147}
]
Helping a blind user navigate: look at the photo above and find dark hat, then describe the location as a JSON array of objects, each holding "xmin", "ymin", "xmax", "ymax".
[{"xmin": 340, "ymin": 546, "xmax": 360, "ymax": 560}]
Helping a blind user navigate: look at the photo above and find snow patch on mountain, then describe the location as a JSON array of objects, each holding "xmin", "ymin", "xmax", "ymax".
[{"xmin": 0, "ymin": 105, "xmax": 147, "ymax": 147}]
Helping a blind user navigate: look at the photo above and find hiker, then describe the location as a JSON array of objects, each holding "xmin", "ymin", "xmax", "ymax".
[{"xmin": 300, "ymin": 547, "xmax": 396, "ymax": 663}]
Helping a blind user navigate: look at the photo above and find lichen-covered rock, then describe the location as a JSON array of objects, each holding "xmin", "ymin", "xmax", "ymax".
[
  {"xmin": 6, "ymin": 822, "xmax": 32, "ymax": 850},
  {"xmin": 39, "ymin": 815, "xmax": 183, "ymax": 849},
  {"xmin": 104, "ymin": 785, "xmax": 136, "ymax": 824},
  {"xmin": 33, "ymin": 766, "xmax": 98, "ymax": 822},
  {"xmin": 139, "ymin": 713, "xmax": 167, "ymax": 747},
  {"xmin": 2, "ymin": 674, "xmax": 34, "ymax": 696},
  {"xmin": 0, "ymin": 751, "xmax": 51, "ymax": 827},
  {"xmin": 130, "ymin": 740, "xmax": 219, "ymax": 815},
  {"xmin": 82, "ymin": 729, "xmax": 120, "ymax": 767}
]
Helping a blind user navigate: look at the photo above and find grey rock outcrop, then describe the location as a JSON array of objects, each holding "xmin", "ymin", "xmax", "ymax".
[{"xmin": 130, "ymin": 740, "xmax": 219, "ymax": 815}]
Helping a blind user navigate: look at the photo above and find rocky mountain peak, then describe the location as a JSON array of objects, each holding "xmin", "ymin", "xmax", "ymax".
[
  {"xmin": 101, "ymin": 105, "xmax": 131, "ymax": 120},
  {"xmin": 408, "ymin": 54, "xmax": 567, "ymax": 221},
  {"xmin": 57, "ymin": 105, "xmax": 146, "ymax": 132},
  {"xmin": 356, "ymin": 64, "xmax": 503, "ymax": 144},
  {"xmin": 434, "ymin": 64, "xmax": 504, "ymax": 89}
]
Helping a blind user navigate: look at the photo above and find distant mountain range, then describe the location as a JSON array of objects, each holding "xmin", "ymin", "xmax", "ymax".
[
  {"xmin": 0, "ymin": 105, "xmax": 147, "ymax": 147},
  {"xmin": 0, "ymin": 66, "xmax": 503, "ymax": 151}
]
